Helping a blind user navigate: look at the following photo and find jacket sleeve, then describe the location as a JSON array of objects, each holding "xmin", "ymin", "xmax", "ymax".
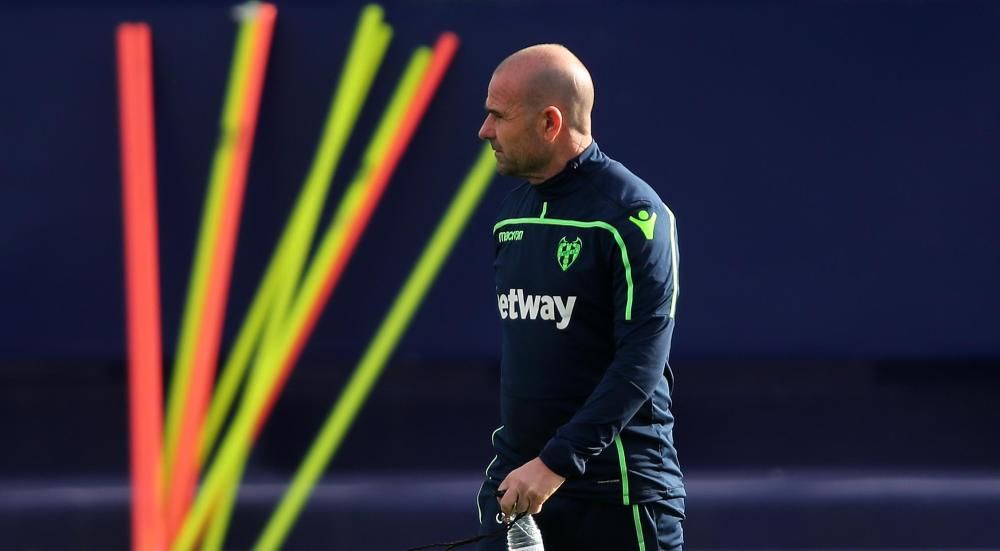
[{"xmin": 539, "ymin": 201, "xmax": 679, "ymax": 478}]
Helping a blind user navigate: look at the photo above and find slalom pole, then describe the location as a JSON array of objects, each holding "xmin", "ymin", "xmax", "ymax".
[
  {"xmin": 246, "ymin": 14, "xmax": 392, "ymax": 431},
  {"xmin": 254, "ymin": 144, "xmax": 496, "ymax": 551},
  {"xmin": 199, "ymin": 14, "xmax": 278, "ymax": 549},
  {"xmin": 163, "ymin": 5, "xmax": 255, "ymax": 487},
  {"xmin": 171, "ymin": 8, "xmax": 391, "ymax": 551},
  {"xmin": 198, "ymin": 5, "xmax": 390, "ymax": 465},
  {"xmin": 116, "ymin": 21, "xmax": 167, "ymax": 551},
  {"xmin": 164, "ymin": 4, "xmax": 277, "ymax": 541},
  {"xmin": 201, "ymin": 43, "xmax": 431, "ymax": 551},
  {"xmin": 254, "ymin": 31, "xmax": 460, "ymax": 435}
]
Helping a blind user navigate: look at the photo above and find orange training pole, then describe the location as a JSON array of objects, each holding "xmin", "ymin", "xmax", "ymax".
[
  {"xmin": 254, "ymin": 32, "xmax": 460, "ymax": 435},
  {"xmin": 116, "ymin": 22, "xmax": 167, "ymax": 551},
  {"xmin": 165, "ymin": 5, "xmax": 277, "ymax": 540}
]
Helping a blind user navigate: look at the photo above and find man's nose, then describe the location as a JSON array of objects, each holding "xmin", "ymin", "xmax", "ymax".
[{"xmin": 478, "ymin": 117, "xmax": 494, "ymax": 141}]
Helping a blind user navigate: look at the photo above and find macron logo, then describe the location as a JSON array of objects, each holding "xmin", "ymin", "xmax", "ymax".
[{"xmin": 497, "ymin": 288, "xmax": 577, "ymax": 330}]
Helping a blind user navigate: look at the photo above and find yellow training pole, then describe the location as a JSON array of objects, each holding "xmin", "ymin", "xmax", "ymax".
[
  {"xmin": 171, "ymin": 7, "xmax": 391, "ymax": 550},
  {"xmin": 254, "ymin": 145, "xmax": 496, "ymax": 551},
  {"xmin": 162, "ymin": 7, "xmax": 255, "ymax": 489},
  {"xmin": 200, "ymin": 44, "xmax": 430, "ymax": 551},
  {"xmin": 198, "ymin": 4, "xmax": 390, "ymax": 466}
]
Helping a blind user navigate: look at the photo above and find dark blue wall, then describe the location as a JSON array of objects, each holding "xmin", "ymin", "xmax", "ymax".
[{"xmin": 2, "ymin": 1, "xmax": 999, "ymax": 368}]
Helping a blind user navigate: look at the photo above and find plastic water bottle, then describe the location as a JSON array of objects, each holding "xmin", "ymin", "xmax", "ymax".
[{"xmin": 507, "ymin": 514, "xmax": 544, "ymax": 551}]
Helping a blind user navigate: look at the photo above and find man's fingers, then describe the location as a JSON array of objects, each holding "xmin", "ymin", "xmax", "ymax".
[
  {"xmin": 501, "ymin": 492, "xmax": 532, "ymax": 518},
  {"xmin": 516, "ymin": 496, "xmax": 533, "ymax": 515},
  {"xmin": 496, "ymin": 481, "xmax": 511, "ymax": 510},
  {"xmin": 518, "ymin": 491, "xmax": 541, "ymax": 514},
  {"xmin": 498, "ymin": 488, "xmax": 518, "ymax": 516}
]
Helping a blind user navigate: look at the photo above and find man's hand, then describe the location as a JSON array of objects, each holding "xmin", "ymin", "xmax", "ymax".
[{"xmin": 497, "ymin": 457, "xmax": 566, "ymax": 518}]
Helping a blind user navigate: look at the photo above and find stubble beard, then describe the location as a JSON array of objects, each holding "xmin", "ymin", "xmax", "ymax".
[{"xmin": 495, "ymin": 148, "xmax": 549, "ymax": 182}]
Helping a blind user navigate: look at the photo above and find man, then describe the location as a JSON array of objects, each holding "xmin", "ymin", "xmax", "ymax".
[{"xmin": 475, "ymin": 44, "xmax": 685, "ymax": 550}]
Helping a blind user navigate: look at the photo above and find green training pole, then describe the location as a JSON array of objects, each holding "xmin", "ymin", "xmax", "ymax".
[
  {"xmin": 248, "ymin": 43, "xmax": 430, "ymax": 412},
  {"xmin": 305, "ymin": 45, "xmax": 431, "ymax": 283},
  {"xmin": 252, "ymin": 17, "xmax": 392, "ymax": 378},
  {"xmin": 201, "ymin": 470, "xmax": 241, "ymax": 551},
  {"xmin": 171, "ymin": 10, "xmax": 391, "ymax": 550},
  {"xmin": 200, "ymin": 46, "xmax": 429, "ymax": 551},
  {"xmin": 253, "ymin": 145, "xmax": 496, "ymax": 551},
  {"xmin": 198, "ymin": 5, "xmax": 390, "ymax": 465},
  {"xmin": 162, "ymin": 14, "xmax": 255, "ymax": 487}
]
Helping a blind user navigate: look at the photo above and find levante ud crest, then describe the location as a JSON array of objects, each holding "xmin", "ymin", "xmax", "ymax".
[{"xmin": 557, "ymin": 236, "xmax": 582, "ymax": 271}]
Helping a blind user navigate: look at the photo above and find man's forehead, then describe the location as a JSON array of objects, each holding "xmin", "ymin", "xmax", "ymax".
[
  {"xmin": 485, "ymin": 80, "xmax": 513, "ymax": 110},
  {"xmin": 486, "ymin": 71, "xmax": 522, "ymax": 109}
]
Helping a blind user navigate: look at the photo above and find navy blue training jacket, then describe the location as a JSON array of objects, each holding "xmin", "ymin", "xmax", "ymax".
[{"xmin": 488, "ymin": 141, "xmax": 684, "ymax": 505}]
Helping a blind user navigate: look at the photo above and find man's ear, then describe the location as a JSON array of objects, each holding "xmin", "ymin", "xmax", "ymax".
[{"xmin": 540, "ymin": 106, "xmax": 563, "ymax": 143}]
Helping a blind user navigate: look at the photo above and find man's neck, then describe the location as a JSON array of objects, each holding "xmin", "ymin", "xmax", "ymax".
[{"xmin": 526, "ymin": 134, "xmax": 593, "ymax": 185}]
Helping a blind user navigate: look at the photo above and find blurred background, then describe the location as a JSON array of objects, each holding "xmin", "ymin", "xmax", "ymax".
[{"xmin": 2, "ymin": 0, "xmax": 1000, "ymax": 549}]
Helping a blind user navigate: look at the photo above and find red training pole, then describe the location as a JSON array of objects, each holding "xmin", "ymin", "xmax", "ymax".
[
  {"xmin": 254, "ymin": 32, "xmax": 460, "ymax": 437},
  {"xmin": 165, "ymin": 5, "xmax": 277, "ymax": 540},
  {"xmin": 116, "ymin": 22, "xmax": 167, "ymax": 551}
]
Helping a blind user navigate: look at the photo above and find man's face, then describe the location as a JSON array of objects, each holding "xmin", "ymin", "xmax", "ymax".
[{"xmin": 478, "ymin": 70, "xmax": 548, "ymax": 179}]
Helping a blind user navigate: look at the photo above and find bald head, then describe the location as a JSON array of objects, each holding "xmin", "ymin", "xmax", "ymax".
[
  {"xmin": 494, "ymin": 44, "xmax": 595, "ymax": 135},
  {"xmin": 478, "ymin": 44, "xmax": 595, "ymax": 183}
]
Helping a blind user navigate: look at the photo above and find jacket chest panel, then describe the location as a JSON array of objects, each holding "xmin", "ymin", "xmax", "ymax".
[{"xmin": 494, "ymin": 223, "xmax": 610, "ymax": 299}]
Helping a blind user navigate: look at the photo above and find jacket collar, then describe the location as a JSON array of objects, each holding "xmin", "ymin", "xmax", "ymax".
[{"xmin": 532, "ymin": 141, "xmax": 603, "ymax": 197}]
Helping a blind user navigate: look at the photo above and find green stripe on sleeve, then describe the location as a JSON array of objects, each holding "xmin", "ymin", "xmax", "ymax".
[
  {"xmin": 613, "ymin": 434, "xmax": 629, "ymax": 505},
  {"xmin": 664, "ymin": 205, "xmax": 679, "ymax": 319},
  {"xmin": 631, "ymin": 504, "xmax": 647, "ymax": 551}
]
